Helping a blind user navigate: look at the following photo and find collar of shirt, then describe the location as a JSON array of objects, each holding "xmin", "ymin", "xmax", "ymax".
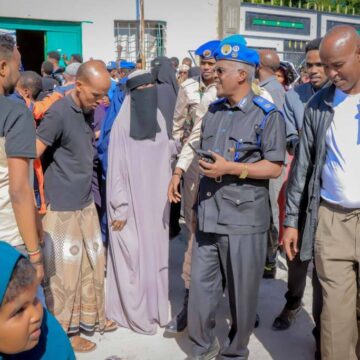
[
  {"xmin": 224, "ymin": 91, "xmax": 254, "ymax": 113},
  {"xmin": 66, "ymin": 94, "xmax": 83, "ymax": 113},
  {"xmin": 199, "ymin": 76, "xmax": 217, "ymax": 93},
  {"xmin": 259, "ymin": 75, "xmax": 278, "ymax": 88}
]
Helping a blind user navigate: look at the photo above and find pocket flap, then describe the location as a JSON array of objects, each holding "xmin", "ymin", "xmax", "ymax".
[{"xmin": 222, "ymin": 188, "xmax": 255, "ymax": 206}]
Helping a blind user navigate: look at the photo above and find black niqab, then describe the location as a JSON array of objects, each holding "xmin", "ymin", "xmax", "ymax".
[{"xmin": 127, "ymin": 73, "xmax": 160, "ymax": 141}]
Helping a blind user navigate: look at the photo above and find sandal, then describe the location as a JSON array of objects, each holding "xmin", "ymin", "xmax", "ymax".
[
  {"xmin": 104, "ymin": 319, "xmax": 118, "ymax": 332},
  {"xmin": 70, "ymin": 335, "xmax": 97, "ymax": 353}
]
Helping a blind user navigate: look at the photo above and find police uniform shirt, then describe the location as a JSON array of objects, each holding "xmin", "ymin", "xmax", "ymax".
[{"xmin": 197, "ymin": 91, "xmax": 286, "ymax": 235}]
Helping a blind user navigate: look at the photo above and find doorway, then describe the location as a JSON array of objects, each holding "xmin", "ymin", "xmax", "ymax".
[{"xmin": 16, "ymin": 30, "xmax": 45, "ymax": 74}]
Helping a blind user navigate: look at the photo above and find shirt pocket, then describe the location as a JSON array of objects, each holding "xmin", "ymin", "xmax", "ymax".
[
  {"xmin": 228, "ymin": 136, "xmax": 260, "ymax": 163},
  {"xmin": 201, "ymin": 129, "xmax": 214, "ymax": 152},
  {"xmin": 216, "ymin": 187, "xmax": 259, "ymax": 226}
]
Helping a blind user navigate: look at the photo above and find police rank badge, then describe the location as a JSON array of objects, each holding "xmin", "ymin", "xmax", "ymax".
[
  {"xmin": 203, "ymin": 49, "xmax": 212, "ymax": 58},
  {"xmin": 221, "ymin": 44, "xmax": 232, "ymax": 56}
]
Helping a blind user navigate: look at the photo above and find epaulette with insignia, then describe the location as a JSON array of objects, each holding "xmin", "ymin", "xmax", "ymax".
[{"xmin": 252, "ymin": 96, "xmax": 276, "ymax": 114}]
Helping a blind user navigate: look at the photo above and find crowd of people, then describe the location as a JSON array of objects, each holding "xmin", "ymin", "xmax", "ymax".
[{"xmin": 0, "ymin": 23, "xmax": 359, "ymax": 360}]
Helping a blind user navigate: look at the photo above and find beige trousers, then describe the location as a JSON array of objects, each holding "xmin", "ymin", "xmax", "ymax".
[{"xmin": 314, "ymin": 201, "xmax": 360, "ymax": 360}]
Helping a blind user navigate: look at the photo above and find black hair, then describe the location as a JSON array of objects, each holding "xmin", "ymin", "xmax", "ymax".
[
  {"xmin": 170, "ymin": 57, "xmax": 179, "ymax": 67},
  {"xmin": 41, "ymin": 60, "xmax": 54, "ymax": 75},
  {"xmin": 18, "ymin": 71, "xmax": 43, "ymax": 99},
  {"xmin": 305, "ymin": 38, "xmax": 323, "ymax": 54},
  {"xmin": 71, "ymin": 54, "xmax": 83, "ymax": 63},
  {"xmin": 0, "ymin": 34, "xmax": 15, "ymax": 61},
  {"xmin": 136, "ymin": 58, "xmax": 142, "ymax": 64},
  {"xmin": 182, "ymin": 57, "xmax": 192, "ymax": 67},
  {"xmin": 2, "ymin": 258, "xmax": 36, "ymax": 305},
  {"xmin": 47, "ymin": 50, "xmax": 61, "ymax": 62},
  {"xmin": 278, "ymin": 62, "xmax": 297, "ymax": 87}
]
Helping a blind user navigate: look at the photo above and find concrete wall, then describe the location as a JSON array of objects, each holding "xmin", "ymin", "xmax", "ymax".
[{"xmin": 0, "ymin": 0, "xmax": 218, "ymax": 63}]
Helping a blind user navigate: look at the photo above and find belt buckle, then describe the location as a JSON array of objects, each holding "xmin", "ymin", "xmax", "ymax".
[{"xmin": 215, "ymin": 176, "xmax": 222, "ymax": 183}]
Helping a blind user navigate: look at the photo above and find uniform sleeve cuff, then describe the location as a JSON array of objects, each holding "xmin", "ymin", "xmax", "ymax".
[{"xmin": 284, "ymin": 216, "xmax": 298, "ymax": 229}]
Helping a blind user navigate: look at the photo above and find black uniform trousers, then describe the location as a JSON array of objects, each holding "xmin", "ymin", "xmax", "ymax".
[{"xmin": 188, "ymin": 229, "xmax": 267, "ymax": 360}]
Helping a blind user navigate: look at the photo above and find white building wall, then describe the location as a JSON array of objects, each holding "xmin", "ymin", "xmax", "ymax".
[{"xmin": 0, "ymin": 0, "xmax": 218, "ymax": 63}]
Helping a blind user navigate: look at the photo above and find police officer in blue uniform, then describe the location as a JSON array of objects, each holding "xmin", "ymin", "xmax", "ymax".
[{"xmin": 187, "ymin": 39, "xmax": 286, "ymax": 360}]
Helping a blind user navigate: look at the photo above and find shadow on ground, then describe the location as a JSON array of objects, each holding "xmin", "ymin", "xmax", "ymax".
[{"xmin": 167, "ymin": 226, "xmax": 316, "ymax": 360}]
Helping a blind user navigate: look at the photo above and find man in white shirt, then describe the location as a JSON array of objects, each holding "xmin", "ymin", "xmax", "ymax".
[{"xmin": 283, "ymin": 25, "xmax": 360, "ymax": 359}]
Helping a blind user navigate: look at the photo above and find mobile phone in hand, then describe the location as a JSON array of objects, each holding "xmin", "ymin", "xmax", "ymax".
[{"xmin": 188, "ymin": 143, "xmax": 215, "ymax": 164}]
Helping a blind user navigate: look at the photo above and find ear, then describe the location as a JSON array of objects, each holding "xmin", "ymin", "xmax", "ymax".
[
  {"xmin": 237, "ymin": 69, "xmax": 247, "ymax": 84},
  {"xmin": 0, "ymin": 59, "xmax": 7, "ymax": 77},
  {"xmin": 75, "ymin": 79, "xmax": 83, "ymax": 91},
  {"xmin": 23, "ymin": 88, "xmax": 31, "ymax": 100}
]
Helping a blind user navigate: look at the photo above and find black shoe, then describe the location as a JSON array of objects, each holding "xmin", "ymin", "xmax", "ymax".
[
  {"xmin": 263, "ymin": 263, "xmax": 277, "ymax": 279},
  {"xmin": 272, "ymin": 306, "xmax": 301, "ymax": 330},
  {"xmin": 191, "ymin": 337, "xmax": 220, "ymax": 360},
  {"xmin": 165, "ymin": 289, "xmax": 189, "ymax": 333},
  {"xmin": 254, "ymin": 313, "xmax": 260, "ymax": 328}
]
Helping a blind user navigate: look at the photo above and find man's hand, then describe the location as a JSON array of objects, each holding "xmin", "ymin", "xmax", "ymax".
[
  {"xmin": 168, "ymin": 173, "xmax": 182, "ymax": 203},
  {"xmin": 199, "ymin": 152, "xmax": 230, "ymax": 179},
  {"xmin": 282, "ymin": 227, "xmax": 299, "ymax": 261},
  {"xmin": 111, "ymin": 220, "xmax": 127, "ymax": 232}
]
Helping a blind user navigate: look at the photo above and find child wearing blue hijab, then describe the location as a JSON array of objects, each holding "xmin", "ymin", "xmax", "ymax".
[{"xmin": 0, "ymin": 242, "xmax": 75, "ymax": 360}]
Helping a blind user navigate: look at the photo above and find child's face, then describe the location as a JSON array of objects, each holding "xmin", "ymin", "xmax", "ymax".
[{"xmin": 0, "ymin": 282, "xmax": 43, "ymax": 354}]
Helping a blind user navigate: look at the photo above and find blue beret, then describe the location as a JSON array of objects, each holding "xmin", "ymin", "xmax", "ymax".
[
  {"xmin": 106, "ymin": 61, "xmax": 118, "ymax": 71},
  {"xmin": 119, "ymin": 60, "xmax": 136, "ymax": 70},
  {"xmin": 214, "ymin": 41, "xmax": 259, "ymax": 67},
  {"xmin": 221, "ymin": 34, "xmax": 247, "ymax": 46},
  {"xmin": 195, "ymin": 40, "xmax": 221, "ymax": 59}
]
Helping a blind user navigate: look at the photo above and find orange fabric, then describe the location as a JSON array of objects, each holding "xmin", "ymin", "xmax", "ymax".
[
  {"xmin": 33, "ymin": 92, "xmax": 63, "ymax": 121},
  {"xmin": 33, "ymin": 159, "xmax": 46, "ymax": 214},
  {"xmin": 24, "ymin": 93, "xmax": 63, "ymax": 215}
]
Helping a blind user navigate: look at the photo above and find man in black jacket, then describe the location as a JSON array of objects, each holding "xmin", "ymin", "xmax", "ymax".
[
  {"xmin": 283, "ymin": 25, "xmax": 360, "ymax": 360},
  {"xmin": 272, "ymin": 39, "xmax": 329, "ymax": 353}
]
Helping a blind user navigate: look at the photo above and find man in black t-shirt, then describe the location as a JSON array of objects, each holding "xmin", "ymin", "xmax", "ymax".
[
  {"xmin": 36, "ymin": 60, "xmax": 113, "ymax": 353},
  {"xmin": 0, "ymin": 34, "xmax": 44, "ymax": 283}
]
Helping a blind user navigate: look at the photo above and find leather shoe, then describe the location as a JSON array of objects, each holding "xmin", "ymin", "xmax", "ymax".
[
  {"xmin": 263, "ymin": 263, "xmax": 277, "ymax": 279},
  {"xmin": 165, "ymin": 289, "xmax": 189, "ymax": 333},
  {"xmin": 272, "ymin": 305, "xmax": 301, "ymax": 330},
  {"xmin": 191, "ymin": 337, "xmax": 220, "ymax": 360}
]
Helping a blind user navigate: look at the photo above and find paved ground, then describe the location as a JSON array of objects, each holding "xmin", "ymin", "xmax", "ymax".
[{"xmin": 78, "ymin": 225, "xmax": 316, "ymax": 360}]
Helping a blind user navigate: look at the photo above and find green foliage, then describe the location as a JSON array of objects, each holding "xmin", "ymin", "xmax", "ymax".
[{"xmin": 243, "ymin": 0, "xmax": 360, "ymax": 14}]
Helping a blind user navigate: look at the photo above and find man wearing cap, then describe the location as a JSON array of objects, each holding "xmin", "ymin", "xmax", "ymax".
[
  {"xmin": 165, "ymin": 40, "xmax": 219, "ymax": 334},
  {"xmin": 118, "ymin": 60, "xmax": 136, "ymax": 80},
  {"xmin": 187, "ymin": 39, "xmax": 286, "ymax": 359},
  {"xmin": 107, "ymin": 61, "xmax": 119, "ymax": 81}
]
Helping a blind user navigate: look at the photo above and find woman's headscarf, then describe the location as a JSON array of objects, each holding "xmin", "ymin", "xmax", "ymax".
[
  {"xmin": 150, "ymin": 56, "xmax": 178, "ymax": 138},
  {"xmin": 0, "ymin": 242, "xmax": 76, "ymax": 360},
  {"xmin": 0, "ymin": 242, "xmax": 24, "ymax": 304}
]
